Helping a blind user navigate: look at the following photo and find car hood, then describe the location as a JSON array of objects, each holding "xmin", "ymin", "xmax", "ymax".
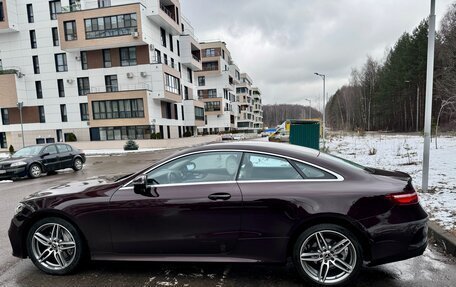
[
  {"xmin": 22, "ymin": 178, "xmax": 113, "ymax": 202},
  {"xmin": 0, "ymin": 156, "xmax": 31, "ymax": 165}
]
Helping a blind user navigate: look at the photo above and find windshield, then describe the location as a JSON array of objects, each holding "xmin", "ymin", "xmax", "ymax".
[{"xmin": 12, "ymin": 146, "xmax": 43, "ymax": 158}]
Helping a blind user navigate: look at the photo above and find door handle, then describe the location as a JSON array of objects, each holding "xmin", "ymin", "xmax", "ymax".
[{"xmin": 208, "ymin": 193, "xmax": 231, "ymax": 201}]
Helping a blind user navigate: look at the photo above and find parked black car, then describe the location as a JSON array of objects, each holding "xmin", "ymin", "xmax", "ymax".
[{"xmin": 0, "ymin": 144, "xmax": 85, "ymax": 180}]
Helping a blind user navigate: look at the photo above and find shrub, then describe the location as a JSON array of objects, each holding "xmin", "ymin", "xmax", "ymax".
[
  {"xmin": 8, "ymin": 145, "xmax": 14, "ymax": 155},
  {"xmin": 183, "ymin": 131, "xmax": 192, "ymax": 138},
  {"xmin": 368, "ymin": 147, "xmax": 377, "ymax": 155},
  {"xmin": 150, "ymin": 133, "xmax": 162, "ymax": 139},
  {"xmin": 66, "ymin": 133, "xmax": 77, "ymax": 142},
  {"xmin": 123, "ymin": 140, "xmax": 139, "ymax": 151}
]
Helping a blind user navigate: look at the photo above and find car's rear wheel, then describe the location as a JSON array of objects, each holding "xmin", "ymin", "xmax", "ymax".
[
  {"xmin": 28, "ymin": 164, "xmax": 42, "ymax": 179},
  {"xmin": 72, "ymin": 158, "xmax": 83, "ymax": 171},
  {"xmin": 27, "ymin": 217, "xmax": 83, "ymax": 275},
  {"xmin": 293, "ymin": 224, "xmax": 363, "ymax": 286}
]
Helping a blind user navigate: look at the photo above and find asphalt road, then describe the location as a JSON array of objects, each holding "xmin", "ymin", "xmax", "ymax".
[{"xmin": 0, "ymin": 149, "xmax": 455, "ymax": 287}]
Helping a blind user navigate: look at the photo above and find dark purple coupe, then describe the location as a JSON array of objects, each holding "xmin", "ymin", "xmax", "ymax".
[{"xmin": 9, "ymin": 142, "xmax": 428, "ymax": 286}]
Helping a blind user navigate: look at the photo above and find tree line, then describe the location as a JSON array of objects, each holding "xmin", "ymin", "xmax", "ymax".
[
  {"xmin": 263, "ymin": 104, "xmax": 322, "ymax": 128},
  {"xmin": 327, "ymin": 4, "xmax": 456, "ymax": 132}
]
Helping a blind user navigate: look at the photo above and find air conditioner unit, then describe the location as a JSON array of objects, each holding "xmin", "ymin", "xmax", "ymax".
[
  {"xmin": 16, "ymin": 72, "xmax": 25, "ymax": 78},
  {"xmin": 67, "ymin": 79, "xmax": 74, "ymax": 84},
  {"xmin": 127, "ymin": 72, "xmax": 134, "ymax": 79},
  {"xmin": 132, "ymin": 31, "xmax": 139, "ymax": 38},
  {"xmin": 149, "ymin": 44, "xmax": 155, "ymax": 51},
  {"xmin": 75, "ymin": 56, "xmax": 81, "ymax": 61},
  {"xmin": 86, "ymin": 121, "xmax": 90, "ymax": 126},
  {"xmin": 140, "ymin": 72, "xmax": 147, "ymax": 78}
]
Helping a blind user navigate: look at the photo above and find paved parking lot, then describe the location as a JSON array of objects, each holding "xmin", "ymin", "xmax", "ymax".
[{"xmin": 0, "ymin": 149, "xmax": 455, "ymax": 287}]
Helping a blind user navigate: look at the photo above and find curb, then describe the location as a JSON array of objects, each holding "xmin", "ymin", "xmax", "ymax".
[{"xmin": 428, "ymin": 221, "xmax": 456, "ymax": 256}]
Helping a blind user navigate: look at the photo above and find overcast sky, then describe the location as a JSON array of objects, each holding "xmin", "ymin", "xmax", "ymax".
[{"xmin": 181, "ymin": 0, "xmax": 454, "ymax": 109}]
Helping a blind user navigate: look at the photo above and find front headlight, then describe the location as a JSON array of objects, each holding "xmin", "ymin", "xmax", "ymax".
[
  {"xmin": 14, "ymin": 203, "xmax": 25, "ymax": 215},
  {"xmin": 10, "ymin": 161, "xmax": 27, "ymax": 167}
]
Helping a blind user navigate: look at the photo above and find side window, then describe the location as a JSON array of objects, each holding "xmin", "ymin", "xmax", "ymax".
[
  {"xmin": 42, "ymin": 145, "xmax": 58, "ymax": 155},
  {"xmin": 293, "ymin": 161, "xmax": 337, "ymax": 180},
  {"xmin": 238, "ymin": 153, "xmax": 302, "ymax": 181},
  {"xmin": 145, "ymin": 152, "xmax": 242, "ymax": 185},
  {"xmin": 56, "ymin": 144, "xmax": 71, "ymax": 153}
]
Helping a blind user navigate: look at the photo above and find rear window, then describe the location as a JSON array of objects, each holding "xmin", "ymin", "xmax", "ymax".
[{"xmin": 320, "ymin": 153, "xmax": 372, "ymax": 172}]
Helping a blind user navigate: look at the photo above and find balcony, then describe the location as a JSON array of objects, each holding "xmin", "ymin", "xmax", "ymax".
[
  {"xmin": 180, "ymin": 34, "xmax": 202, "ymax": 70},
  {"xmin": 148, "ymin": 0, "xmax": 181, "ymax": 36},
  {"xmin": 57, "ymin": 3, "xmax": 146, "ymax": 52},
  {"xmin": 150, "ymin": 63, "xmax": 182, "ymax": 103},
  {"xmin": 183, "ymin": 100, "xmax": 205, "ymax": 127},
  {"xmin": 0, "ymin": 0, "xmax": 18, "ymax": 33},
  {"xmin": 0, "ymin": 71, "xmax": 19, "ymax": 108},
  {"xmin": 87, "ymin": 89, "xmax": 151, "ymax": 128}
]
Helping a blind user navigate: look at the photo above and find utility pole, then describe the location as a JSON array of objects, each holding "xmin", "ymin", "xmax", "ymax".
[
  {"xmin": 17, "ymin": 102, "xmax": 25, "ymax": 148},
  {"xmin": 422, "ymin": 0, "xmax": 436, "ymax": 193},
  {"xmin": 416, "ymin": 86, "xmax": 420, "ymax": 132},
  {"xmin": 305, "ymin": 98, "xmax": 312, "ymax": 119},
  {"xmin": 314, "ymin": 73, "xmax": 326, "ymax": 147}
]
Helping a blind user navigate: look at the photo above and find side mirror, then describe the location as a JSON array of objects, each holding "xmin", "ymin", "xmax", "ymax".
[
  {"xmin": 133, "ymin": 175, "xmax": 158, "ymax": 197},
  {"xmin": 40, "ymin": 152, "xmax": 50, "ymax": 158}
]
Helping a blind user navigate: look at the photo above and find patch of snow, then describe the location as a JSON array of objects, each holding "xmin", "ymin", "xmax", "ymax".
[
  {"xmin": 0, "ymin": 153, "xmax": 9, "ymax": 159},
  {"xmin": 326, "ymin": 133, "xmax": 456, "ymax": 232},
  {"xmin": 83, "ymin": 148, "xmax": 165, "ymax": 156},
  {"xmin": 0, "ymin": 180, "xmax": 13, "ymax": 183}
]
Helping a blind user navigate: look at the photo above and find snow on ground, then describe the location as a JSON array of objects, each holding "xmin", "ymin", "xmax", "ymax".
[{"xmin": 326, "ymin": 133, "xmax": 456, "ymax": 232}]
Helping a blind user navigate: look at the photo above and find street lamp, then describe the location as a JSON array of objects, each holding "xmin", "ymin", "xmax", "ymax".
[
  {"xmin": 17, "ymin": 101, "xmax": 25, "ymax": 148},
  {"xmin": 314, "ymin": 73, "xmax": 326, "ymax": 147},
  {"xmin": 305, "ymin": 98, "xmax": 312, "ymax": 119}
]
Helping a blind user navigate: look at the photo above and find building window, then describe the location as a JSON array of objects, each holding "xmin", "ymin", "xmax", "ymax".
[
  {"xmin": 203, "ymin": 48, "xmax": 216, "ymax": 57},
  {"xmin": 60, "ymin": 104, "xmax": 68, "ymax": 122},
  {"xmin": 195, "ymin": 107, "xmax": 204, "ymax": 121},
  {"xmin": 153, "ymin": 49, "xmax": 161, "ymax": 63},
  {"xmin": 81, "ymin": 51, "xmax": 88, "ymax": 70},
  {"xmin": 85, "ymin": 13, "xmax": 137, "ymax": 39},
  {"xmin": 102, "ymin": 49, "xmax": 111, "ymax": 68},
  {"xmin": 27, "ymin": 4, "xmax": 34, "ymax": 23},
  {"xmin": 57, "ymin": 79, "xmax": 65, "ymax": 97},
  {"xmin": 160, "ymin": 27, "xmax": 166, "ymax": 47},
  {"xmin": 222, "ymin": 49, "xmax": 225, "ymax": 59},
  {"xmin": 80, "ymin": 103, "xmax": 89, "ymax": 121},
  {"xmin": 119, "ymin": 47, "xmax": 137, "ymax": 66},
  {"xmin": 1, "ymin": 108, "xmax": 9, "ymax": 125},
  {"xmin": 163, "ymin": 53, "xmax": 168, "ymax": 65},
  {"xmin": 184, "ymin": 86, "xmax": 189, "ymax": 100},
  {"xmin": 77, "ymin": 77, "xmax": 90, "ymax": 96},
  {"xmin": 49, "ymin": 1, "xmax": 61, "ymax": 20},
  {"xmin": 92, "ymin": 99, "xmax": 144, "ymax": 120},
  {"xmin": 38, "ymin": 106, "xmax": 46, "ymax": 123},
  {"xmin": 29, "ymin": 30, "xmax": 37, "ymax": 49},
  {"xmin": 32, "ymin": 56, "xmax": 40, "ymax": 74},
  {"xmin": 52, "ymin": 27, "xmax": 59, "ymax": 46},
  {"xmin": 198, "ymin": 76, "xmax": 205, "ymax": 86},
  {"xmin": 205, "ymin": 101, "xmax": 221, "ymax": 112},
  {"xmin": 177, "ymin": 40, "xmax": 180, "ymax": 56},
  {"xmin": 64, "ymin": 20, "xmax": 77, "ymax": 41},
  {"xmin": 0, "ymin": 2, "xmax": 4, "ymax": 22},
  {"xmin": 164, "ymin": 73, "xmax": 180, "ymax": 95},
  {"xmin": 35, "ymin": 81, "xmax": 42, "ymax": 99},
  {"xmin": 202, "ymin": 61, "xmax": 218, "ymax": 71},
  {"xmin": 55, "ymin": 53, "xmax": 68, "ymax": 72},
  {"xmin": 171, "ymin": 58, "xmax": 175, "ymax": 68},
  {"xmin": 105, "ymin": 75, "xmax": 118, "ymax": 92},
  {"xmin": 169, "ymin": 34, "xmax": 173, "ymax": 52},
  {"xmin": 98, "ymin": 0, "xmax": 111, "ymax": 8},
  {"xmin": 187, "ymin": 67, "xmax": 192, "ymax": 83}
]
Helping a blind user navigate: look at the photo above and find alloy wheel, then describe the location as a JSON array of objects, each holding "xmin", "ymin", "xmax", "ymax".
[
  {"xmin": 31, "ymin": 223, "xmax": 77, "ymax": 270},
  {"xmin": 30, "ymin": 165, "xmax": 41, "ymax": 178},
  {"xmin": 299, "ymin": 230, "xmax": 357, "ymax": 285},
  {"xmin": 74, "ymin": 159, "xmax": 83, "ymax": 170}
]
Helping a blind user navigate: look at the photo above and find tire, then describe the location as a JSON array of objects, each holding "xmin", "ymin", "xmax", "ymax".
[
  {"xmin": 72, "ymin": 158, "xmax": 83, "ymax": 171},
  {"xmin": 292, "ymin": 224, "xmax": 363, "ymax": 287},
  {"xmin": 26, "ymin": 217, "xmax": 84, "ymax": 275},
  {"xmin": 28, "ymin": 163, "xmax": 42, "ymax": 179}
]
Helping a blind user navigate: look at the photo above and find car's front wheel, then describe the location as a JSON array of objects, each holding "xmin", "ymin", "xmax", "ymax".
[
  {"xmin": 28, "ymin": 164, "xmax": 42, "ymax": 179},
  {"xmin": 72, "ymin": 158, "xmax": 83, "ymax": 171},
  {"xmin": 293, "ymin": 224, "xmax": 363, "ymax": 286},
  {"xmin": 27, "ymin": 217, "xmax": 84, "ymax": 275}
]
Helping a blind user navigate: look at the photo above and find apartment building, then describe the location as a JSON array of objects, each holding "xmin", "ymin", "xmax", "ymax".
[
  {"xmin": 0, "ymin": 0, "xmax": 205, "ymax": 149},
  {"xmin": 195, "ymin": 41, "xmax": 240, "ymax": 134},
  {"xmin": 236, "ymin": 73, "xmax": 263, "ymax": 133},
  {"xmin": 252, "ymin": 87, "xmax": 263, "ymax": 131}
]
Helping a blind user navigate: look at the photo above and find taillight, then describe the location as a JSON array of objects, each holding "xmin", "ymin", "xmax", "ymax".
[{"xmin": 386, "ymin": 192, "xmax": 419, "ymax": 205}]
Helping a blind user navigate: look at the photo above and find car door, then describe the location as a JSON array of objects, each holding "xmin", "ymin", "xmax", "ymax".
[
  {"xmin": 56, "ymin": 144, "xmax": 73, "ymax": 169},
  {"xmin": 109, "ymin": 151, "xmax": 243, "ymax": 255},
  {"xmin": 40, "ymin": 145, "xmax": 60, "ymax": 171}
]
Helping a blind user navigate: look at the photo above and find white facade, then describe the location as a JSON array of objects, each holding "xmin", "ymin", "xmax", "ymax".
[{"xmin": 0, "ymin": 0, "xmax": 205, "ymax": 148}]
